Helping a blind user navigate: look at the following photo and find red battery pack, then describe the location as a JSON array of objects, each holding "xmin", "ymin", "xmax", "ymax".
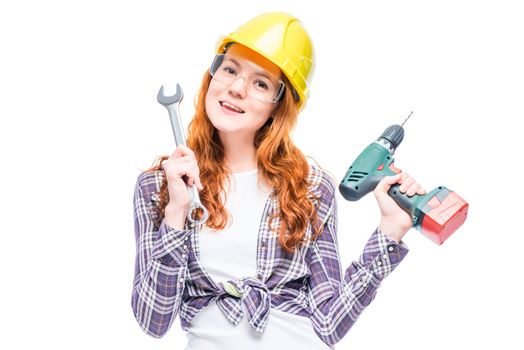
[{"xmin": 421, "ymin": 191, "xmax": 469, "ymax": 245}]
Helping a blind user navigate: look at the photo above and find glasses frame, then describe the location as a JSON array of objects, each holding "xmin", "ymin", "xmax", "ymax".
[{"xmin": 209, "ymin": 54, "xmax": 285, "ymax": 104}]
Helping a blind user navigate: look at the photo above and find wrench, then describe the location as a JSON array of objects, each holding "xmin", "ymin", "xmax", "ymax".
[{"xmin": 157, "ymin": 84, "xmax": 209, "ymax": 226}]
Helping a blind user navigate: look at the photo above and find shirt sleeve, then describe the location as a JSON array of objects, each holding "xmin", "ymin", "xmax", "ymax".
[
  {"xmin": 131, "ymin": 173, "xmax": 193, "ymax": 338},
  {"xmin": 306, "ymin": 172, "xmax": 409, "ymax": 346}
]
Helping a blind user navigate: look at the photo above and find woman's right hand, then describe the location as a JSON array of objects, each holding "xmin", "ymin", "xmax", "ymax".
[{"xmin": 161, "ymin": 145, "xmax": 204, "ymax": 210}]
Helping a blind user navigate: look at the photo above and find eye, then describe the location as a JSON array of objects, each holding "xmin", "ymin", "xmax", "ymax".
[
  {"xmin": 222, "ymin": 66, "xmax": 237, "ymax": 76},
  {"xmin": 254, "ymin": 79, "xmax": 269, "ymax": 90}
]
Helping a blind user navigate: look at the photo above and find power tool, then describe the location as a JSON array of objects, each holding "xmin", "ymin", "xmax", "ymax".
[{"xmin": 339, "ymin": 112, "xmax": 469, "ymax": 245}]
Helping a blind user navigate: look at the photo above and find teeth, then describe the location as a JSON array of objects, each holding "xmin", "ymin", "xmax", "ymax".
[{"xmin": 221, "ymin": 101, "xmax": 244, "ymax": 113}]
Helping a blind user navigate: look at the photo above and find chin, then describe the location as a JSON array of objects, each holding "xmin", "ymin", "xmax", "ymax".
[{"xmin": 214, "ymin": 123, "xmax": 249, "ymax": 135}]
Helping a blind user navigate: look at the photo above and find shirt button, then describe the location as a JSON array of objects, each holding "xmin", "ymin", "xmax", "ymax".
[
  {"xmin": 382, "ymin": 254, "xmax": 388, "ymax": 259},
  {"xmin": 183, "ymin": 245, "xmax": 188, "ymax": 250},
  {"xmin": 179, "ymin": 278, "xmax": 184, "ymax": 283},
  {"xmin": 377, "ymin": 261, "xmax": 382, "ymax": 266},
  {"xmin": 185, "ymin": 236, "xmax": 189, "ymax": 241},
  {"xmin": 388, "ymin": 246, "xmax": 394, "ymax": 252},
  {"xmin": 182, "ymin": 254, "xmax": 186, "ymax": 259}
]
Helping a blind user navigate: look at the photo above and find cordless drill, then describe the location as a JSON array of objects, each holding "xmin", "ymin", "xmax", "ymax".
[{"xmin": 339, "ymin": 115, "xmax": 469, "ymax": 245}]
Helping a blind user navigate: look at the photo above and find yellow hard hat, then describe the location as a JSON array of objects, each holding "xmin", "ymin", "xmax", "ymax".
[{"xmin": 216, "ymin": 12, "xmax": 315, "ymax": 110}]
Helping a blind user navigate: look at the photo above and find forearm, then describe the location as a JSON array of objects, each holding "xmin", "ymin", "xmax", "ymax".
[
  {"xmin": 308, "ymin": 168, "xmax": 410, "ymax": 345},
  {"xmin": 131, "ymin": 258, "xmax": 186, "ymax": 337},
  {"xmin": 164, "ymin": 203, "xmax": 188, "ymax": 231},
  {"xmin": 132, "ymin": 220, "xmax": 193, "ymax": 337},
  {"xmin": 309, "ymin": 227, "xmax": 409, "ymax": 345},
  {"xmin": 132, "ymin": 180, "xmax": 192, "ymax": 337}
]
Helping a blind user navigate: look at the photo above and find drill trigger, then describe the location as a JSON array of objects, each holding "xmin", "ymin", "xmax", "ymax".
[{"xmin": 389, "ymin": 162, "xmax": 402, "ymax": 174}]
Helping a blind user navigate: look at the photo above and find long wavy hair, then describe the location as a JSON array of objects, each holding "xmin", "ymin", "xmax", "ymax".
[{"xmin": 143, "ymin": 70, "xmax": 324, "ymax": 253}]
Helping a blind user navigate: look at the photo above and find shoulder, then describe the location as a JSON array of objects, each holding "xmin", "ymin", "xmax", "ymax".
[
  {"xmin": 135, "ymin": 169, "xmax": 165, "ymax": 202},
  {"xmin": 306, "ymin": 159, "xmax": 337, "ymax": 202},
  {"xmin": 306, "ymin": 160, "xmax": 338, "ymax": 233}
]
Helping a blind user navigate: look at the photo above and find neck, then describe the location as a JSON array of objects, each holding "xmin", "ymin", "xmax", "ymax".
[{"xmin": 219, "ymin": 131, "xmax": 258, "ymax": 173}]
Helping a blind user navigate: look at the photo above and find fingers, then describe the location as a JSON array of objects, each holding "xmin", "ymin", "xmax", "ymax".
[
  {"xmin": 163, "ymin": 146, "xmax": 204, "ymax": 190},
  {"xmin": 375, "ymin": 172, "xmax": 403, "ymax": 195},
  {"xmin": 398, "ymin": 172, "xmax": 426, "ymax": 197},
  {"xmin": 195, "ymin": 177, "xmax": 204, "ymax": 191},
  {"xmin": 405, "ymin": 182, "xmax": 420, "ymax": 196},
  {"xmin": 374, "ymin": 171, "xmax": 426, "ymax": 197},
  {"xmin": 171, "ymin": 144, "xmax": 195, "ymax": 158},
  {"xmin": 399, "ymin": 172, "xmax": 414, "ymax": 193}
]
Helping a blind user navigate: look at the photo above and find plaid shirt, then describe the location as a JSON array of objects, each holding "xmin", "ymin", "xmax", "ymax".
[{"xmin": 131, "ymin": 163, "xmax": 409, "ymax": 346}]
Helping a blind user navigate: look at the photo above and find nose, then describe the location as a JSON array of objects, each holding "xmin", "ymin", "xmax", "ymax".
[{"xmin": 228, "ymin": 76, "xmax": 247, "ymax": 98}]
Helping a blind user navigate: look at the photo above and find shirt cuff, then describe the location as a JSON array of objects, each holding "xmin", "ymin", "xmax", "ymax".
[
  {"xmin": 151, "ymin": 219, "xmax": 193, "ymax": 265},
  {"xmin": 358, "ymin": 227, "xmax": 409, "ymax": 281}
]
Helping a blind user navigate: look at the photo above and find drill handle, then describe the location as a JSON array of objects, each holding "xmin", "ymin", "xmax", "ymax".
[{"xmin": 387, "ymin": 184, "xmax": 418, "ymax": 219}]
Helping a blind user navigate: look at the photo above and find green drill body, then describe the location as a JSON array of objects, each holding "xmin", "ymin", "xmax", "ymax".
[{"xmin": 339, "ymin": 137, "xmax": 442, "ymax": 231}]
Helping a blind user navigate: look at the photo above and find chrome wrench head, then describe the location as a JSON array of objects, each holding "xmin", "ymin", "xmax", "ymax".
[
  {"xmin": 158, "ymin": 84, "xmax": 186, "ymax": 146},
  {"xmin": 157, "ymin": 84, "xmax": 183, "ymax": 106}
]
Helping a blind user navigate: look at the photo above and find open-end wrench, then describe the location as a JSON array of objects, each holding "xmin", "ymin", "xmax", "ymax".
[{"xmin": 157, "ymin": 84, "xmax": 209, "ymax": 226}]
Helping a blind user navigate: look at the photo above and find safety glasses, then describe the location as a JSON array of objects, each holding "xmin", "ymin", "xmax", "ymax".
[{"xmin": 210, "ymin": 54, "xmax": 285, "ymax": 103}]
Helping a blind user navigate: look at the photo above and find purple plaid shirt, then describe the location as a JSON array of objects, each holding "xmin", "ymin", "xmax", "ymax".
[{"xmin": 131, "ymin": 163, "xmax": 409, "ymax": 346}]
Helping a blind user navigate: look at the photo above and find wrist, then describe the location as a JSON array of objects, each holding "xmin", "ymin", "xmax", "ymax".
[
  {"xmin": 379, "ymin": 220, "xmax": 409, "ymax": 243},
  {"xmin": 164, "ymin": 204, "xmax": 188, "ymax": 230},
  {"xmin": 166, "ymin": 202, "xmax": 187, "ymax": 213}
]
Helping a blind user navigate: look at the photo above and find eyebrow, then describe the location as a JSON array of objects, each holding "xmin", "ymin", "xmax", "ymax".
[{"xmin": 224, "ymin": 57, "xmax": 277, "ymax": 82}]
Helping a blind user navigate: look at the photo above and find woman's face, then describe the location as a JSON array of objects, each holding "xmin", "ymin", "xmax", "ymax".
[{"xmin": 205, "ymin": 44, "xmax": 281, "ymax": 141}]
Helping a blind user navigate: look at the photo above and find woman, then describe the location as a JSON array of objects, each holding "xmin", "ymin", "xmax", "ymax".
[{"xmin": 131, "ymin": 12, "xmax": 426, "ymax": 349}]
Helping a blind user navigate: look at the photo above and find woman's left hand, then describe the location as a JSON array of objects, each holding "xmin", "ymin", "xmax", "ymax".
[{"xmin": 373, "ymin": 171, "xmax": 427, "ymax": 242}]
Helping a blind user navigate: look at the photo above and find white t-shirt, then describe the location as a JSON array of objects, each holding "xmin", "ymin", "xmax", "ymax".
[{"xmin": 184, "ymin": 168, "xmax": 335, "ymax": 350}]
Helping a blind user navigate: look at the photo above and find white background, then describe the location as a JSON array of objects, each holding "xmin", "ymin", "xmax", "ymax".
[{"xmin": 1, "ymin": 0, "xmax": 522, "ymax": 349}]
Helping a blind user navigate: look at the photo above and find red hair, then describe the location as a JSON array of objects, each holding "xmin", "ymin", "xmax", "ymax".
[{"xmin": 144, "ymin": 71, "xmax": 323, "ymax": 253}]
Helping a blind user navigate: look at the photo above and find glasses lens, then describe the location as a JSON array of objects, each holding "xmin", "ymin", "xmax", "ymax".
[{"xmin": 210, "ymin": 54, "xmax": 284, "ymax": 103}]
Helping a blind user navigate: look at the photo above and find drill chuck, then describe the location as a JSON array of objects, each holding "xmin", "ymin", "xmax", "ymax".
[{"xmin": 378, "ymin": 124, "xmax": 404, "ymax": 154}]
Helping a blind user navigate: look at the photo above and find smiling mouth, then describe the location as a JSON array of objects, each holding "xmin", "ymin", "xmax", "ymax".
[{"xmin": 220, "ymin": 101, "xmax": 245, "ymax": 114}]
